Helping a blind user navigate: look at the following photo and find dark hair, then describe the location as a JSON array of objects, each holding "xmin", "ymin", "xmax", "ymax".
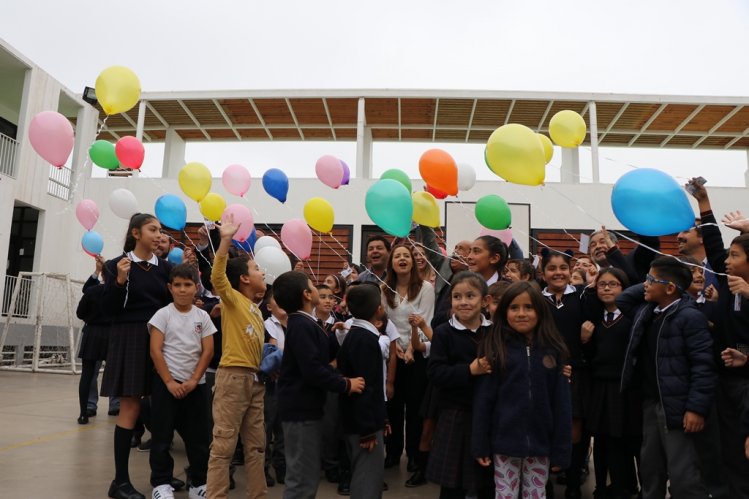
[
  {"xmin": 367, "ymin": 235, "xmax": 391, "ymax": 253},
  {"xmin": 316, "ymin": 283, "xmax": 331, "ymax": 292},
  {"xmin": 327, "ymin": 274, "xmax": 347, "ymax": 297},
  {"xmin": 273, "ymin": 271, "xmax": 311, "ymax": 313},
  {"xmin": 541, "ymin": 251, "xmax": 572, "ymax": 271},
  {"xmin": 123, "ymin": 213, "xmax": 158, "ymax": 252},
  {"xmin": 169, "ymin": 263, "xmax": 199, "ymax": 284},
  {"xmin": 730, "ymin": 234, "xmax": 749, "ymax": 265},
  {"xmin": 572, "ymin": 269, "xmax": 587, "ymax": 282},
  {"xmin": 649, "ymin": 256, "xmax": 692, "ymax": 294},
  {"xmin": 383, "ymin": 244, "xmax": 424, "ymax": 309},
  {"xmin": 475, "ymin": 235, "xmax": 508, "ymax": 273},
  {"xmin": 507, "ymin": 259, "xmax": 535, "ymax": 280},
  {"xmin": 590, "ymin": 229, "xmax": 618, "ymax": 245},
  {"xmin": 451, "ymin": 271, "xmax": 489, "ymax": 296},
  {"xmin": 488, "ymin": 281, "xmax": 511, "ymax": 300},
  {"xmin": 693, "ymin": 218, "xmax": 703, "ymax": 237},
  {"xmin": 376, "ymin": 312, "xmax": 389, "ymax": 334},
  {"xmin": 346, "ymin": 284, "xmax": 382, "ymax": 321},
  {"xmin": 596, "ymin": 267, "xmax": 629, "ymax": 289},
  {"xmin": 226, "ymin": 255, "xmax": 251, "ymax": 290},
  {"xmin": 480, "ymin": 281, "xmax": 568, "ymax": 370}
]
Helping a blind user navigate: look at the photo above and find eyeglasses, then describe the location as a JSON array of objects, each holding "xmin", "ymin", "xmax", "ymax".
[
  {"xmin": 645, "ymin": 274, "xmax": 683, "ymax": 292},
  {"xmin": 596, "ymin": 281, "xmax": 622, "ymax": 290}
]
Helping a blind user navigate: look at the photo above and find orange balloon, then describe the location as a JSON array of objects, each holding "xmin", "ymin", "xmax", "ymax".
[{"xmin": 419, "ymin": 149, "xmax": 458, "ymax": 196}]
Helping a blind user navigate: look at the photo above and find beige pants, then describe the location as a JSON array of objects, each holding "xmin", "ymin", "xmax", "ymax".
[{"xmin": 207, "ymin": 366, "xmax": 267, "ymax": 499}]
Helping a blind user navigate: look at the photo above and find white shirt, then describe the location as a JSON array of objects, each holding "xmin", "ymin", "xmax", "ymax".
[
  {"xmin": 382, "ymin": 281, "xmax": 435, "ymax": 349},
  {"xmin": 265, "ymin": 315, "xmax": 286, "ymax": 351},
  {"xmin": 486, "ymin": 271, "xmax": 500, "ymax": 286},
  {"xmin": 449, "ymin": 314, "xmax": 492, "ymax": 332},
  {"xmin": 654, "ymin": 299, "xmax": 681, "ymax": 315},
  {"xmin": 602, "ymin": 309, "xmax": 622, "ymax": 322},
  {"xmin": 349, "ymin": 318, "xmax": 391, "ymax": 401},
  {"xmin": 128, "ymin": 251, "xmax": 159, "ymax": 265}
]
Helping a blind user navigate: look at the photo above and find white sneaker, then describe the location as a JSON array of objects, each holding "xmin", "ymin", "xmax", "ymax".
[
  {"xmin": 188, "ymin": 484, "xmax": 207, "ymax": 498},
  {"xmin": 152, "ymin": 484, "xmax": 175, "ymax": 499}
]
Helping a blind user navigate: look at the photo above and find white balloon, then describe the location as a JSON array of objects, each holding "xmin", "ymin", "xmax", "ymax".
[
  {"xmin": 254, "ymin": 236, "xmax": 282, "ymax": 253},
  {"xmin": 254, "ymin": 246, "xmax": 291, "ymax": 285},
  {"xmin": 108, "ymin": 188, "xmax": 139, "ymax": 219},
  {"xmin": 457, "ymin": 163, "xmax": 476, "ymax": 191}
]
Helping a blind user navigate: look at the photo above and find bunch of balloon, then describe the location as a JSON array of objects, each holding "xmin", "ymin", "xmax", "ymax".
[
  {"xmin": 76, "ymin": 199, "xmax": 104, "ymax": 257},
  {"xmin": 365, "ymin": 179, "xmax": 413, "ymax": 237},
  {"xmin": 419, "ymin": 149, "xmax": 458, "ymax": 196}
]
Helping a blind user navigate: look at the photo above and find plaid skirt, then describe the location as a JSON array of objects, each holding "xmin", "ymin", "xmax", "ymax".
[
  {"xmin": 100, "ymin": 322, "xmax": 152, "ymax": 397},
  {"xmin": 419, "ymin": 383, "xmax": 441, "ymax": 420},
  {"xmin": 586, "ymin": 379, "xmax": 643, "ymax": 437},
  {"xmin": 77, "ymin": 324, "xmax": 109, "ymax": 361}
]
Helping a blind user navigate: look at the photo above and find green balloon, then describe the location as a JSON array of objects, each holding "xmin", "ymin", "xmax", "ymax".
[
  {"xmin": 380, "ymin": 168, "xmax": 412, "ymax": 192},
  {"xmin": 475, "ymin": 194, "xmax": 512, "ymax": 230},
  {"xmin": 89, "ymin": 140, "xmax": 120, "ymax": 170},
  {"xmin": 365, "ymin": 179, "xmax": 413, "ymax": 237}
]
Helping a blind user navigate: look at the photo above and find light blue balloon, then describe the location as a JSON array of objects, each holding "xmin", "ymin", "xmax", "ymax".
[
  {"xmin": 365, "ymin": 179, "xmax": 413, "ymax": 237},
  {"xmin": 81, "ymin": 231, "xmax": 104, "ymax": 255},
  {"xmin": 262, "ymin": 168, "xmax": 289, "ymax": 203},
  {"xmin": 168, "ymin": 247, "xmax": 184, "ymax": 264},
  {"xmin": 155, "ymin": 194, "xmax": 187, "ymax": 231},
  {"xmin": 611, "ymin": 168, "xmax": 694, "ymax": 236}
]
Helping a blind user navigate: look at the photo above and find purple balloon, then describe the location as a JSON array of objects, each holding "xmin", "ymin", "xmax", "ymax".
[{"xmin": 341, "ymin": 160, "xmax": 350, "ymax": 185}]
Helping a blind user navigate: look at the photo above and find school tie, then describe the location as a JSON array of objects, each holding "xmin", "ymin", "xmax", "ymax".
[{"xmin": 606, "ymin": 311, "xmax": 615, "ymax": 325}]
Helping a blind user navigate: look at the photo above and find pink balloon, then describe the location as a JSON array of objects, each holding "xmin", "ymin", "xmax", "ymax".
[
  {"xmin": 221, "ymin": 203, "xmax": 254, "ymax": 242},
  {"xmin": 315, "ymin": 155, "xmax": 344, "ymax": 189},
  {"xmin": 222, "ymin": 164, "xmax": 252, "ymax": 197},
  {"xmin": 115, "ymin": 136, "xmax": 145, "ymax": 169},
  {"xmin": 281, "ymin": 219, "xmax": 313, "ymax": 260},
  {"xmin": 76, "ymin": 199, "xmax": 100, "ymax": 231},
  {"xmin": 480, "ymin": 227, "xmax": 513, "ymax": 247},
  {"xmin": 28, "ymin": 111, "xmax": 74, "ymax": 167}
]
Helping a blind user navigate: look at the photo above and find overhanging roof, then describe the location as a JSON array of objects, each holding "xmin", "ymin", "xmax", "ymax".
[{"xmin": 94, "ymin": 89, "xmax": 749, "ymax": 150}]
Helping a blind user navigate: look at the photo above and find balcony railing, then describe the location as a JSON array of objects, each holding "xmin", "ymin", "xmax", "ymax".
[
  {"xmin": 48, "ymin": 164, "xmax": 72, "ymax": 200},
  {"xmin": 0, "ymin": 132, "xmax": 18, "ymax": 178}
]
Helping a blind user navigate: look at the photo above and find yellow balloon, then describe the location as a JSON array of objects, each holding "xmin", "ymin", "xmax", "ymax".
[
  {"xmin": 412, "ymin": 191, "xmax": 440, "ymax": 228},
  {"xmin": 303, "ymin": 197, "xmax": 334, "ymax": 233},
  {"xmin": 199, "ymin": 193, "xmax": 227, "ymax": 222},
  {"xmin": 486, "ymin": 124, "xmax": 546, "ymax": 186},
  {"xmin": 179, "ymin": 162, "xmax": 212, "ymax": 202},
  {"xmin": 95, "ymin": 66, "xmax": 141, "ymax": 115},
  {"xmin": 537, "ymin": 133, "xmax": 554, "ymax": 164},
  {"xmin": 549, "ymin": 110, "xmax": 587, "ymax": 148}
]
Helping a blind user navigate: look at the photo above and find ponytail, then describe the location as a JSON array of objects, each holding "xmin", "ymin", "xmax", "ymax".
[{"xmin": 123, "ymin": 213, "xmax": 157, "ymax": 253}]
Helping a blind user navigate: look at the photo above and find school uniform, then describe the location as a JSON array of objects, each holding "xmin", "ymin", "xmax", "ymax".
[{"xmin": 263, "ymin": 315, "xmax": 286, "ymax": 479}]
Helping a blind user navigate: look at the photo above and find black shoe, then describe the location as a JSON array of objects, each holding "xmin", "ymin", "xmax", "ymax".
[
  {"xmin": 108, "ymin": 480, "xmax": 145, "ymax": 499},
  {"xmin": 265, "ymin": 467, "xmax": 276, "ymax": 487},
  {"xmin": 170, "ymin": 477, "xmax": 185, "ymax": 491},
  {"xmin": 86, "ymin": 408, "xmax": 97, "ymax": 417},
  {"xmin": 108, "ymin": 408, "xmax": 120, "ymax": 416},
  {"xmin": 407, "ymin": 456, "xmax": 418, "ymax": 472},
  {"xmin": 565, "ymin": 488, "xmax": 582, "ymax": 499},
  {"xmin": 130, "ymin": 435, "xmax": 141, "ymax": 448},
  {"xmin": 384, "ymin": 454, "xmax": 400, "ymax": 469},
  {"xmin": 184, "ymin": 465, "xmax": 193, "ymax": 489},
  {"xmin": 405, "ymin": 469, "xmax": 427, "ymax": 488},
  {"xmin": 77, "ymin": 415, "xmax": 89, "ymax": 425},
  {"xmin": 274, "ymin": 466, "xmax": 286, "ymax": 485},
  {"xmin": 337, "ymin": 480, "xmax": 350, "ymax": 496},
  {"xmin": 325, "ymin": 468, "xmax": 341, "ymax": 483}
]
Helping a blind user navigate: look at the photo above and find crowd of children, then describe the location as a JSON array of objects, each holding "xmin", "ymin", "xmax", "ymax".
[{"xmin": 75, "ymin": 177, "xmax": 749, "ymax": 499}]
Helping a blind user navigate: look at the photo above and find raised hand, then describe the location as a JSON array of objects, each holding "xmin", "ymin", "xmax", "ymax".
[
  {"xmin": 116, "ymin": 257, "xmax": 131, "ymax": 286},
  {"xmin": 581, "ymin": 321, "xmax": 595, "ymax": 344},
  {"xmin": 685, "ymin": 177, "xmax": 708, "ymax": 201},
  {"xmin": 218, "ymin": 214, "xmax": 239, "ymax": 240},
  {"xmin": 722, "ymin": 211, "xmax": 749, "ymax": 234},
  {"xmin": 728, "ymin": 275, "xmax": 749, "ymax": 299}
]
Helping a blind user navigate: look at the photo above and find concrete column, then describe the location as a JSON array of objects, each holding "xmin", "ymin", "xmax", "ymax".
[
  {"xmin": 745, "ymin": 149, "xmax": 749, "ymax": 187},
  {"xmin": 355, "ymin": 97, "xmax": 373, "ymax": 179},
  {"xmin": 162, "ymin": 128, "xmax": 186, "ymax": 178},
  {"xmin": 589, "ymin": 101, "xmax": 600, "ymax": 183},
  {"xmin": 560, "ymin": 147, "xmax": 580, "ymax": 184}
]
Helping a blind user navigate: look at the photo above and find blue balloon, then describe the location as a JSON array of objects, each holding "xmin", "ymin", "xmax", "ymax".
[
  {"xmin": 155, "ymin": 194, "xmax": 187, "ymax": 231},
  {"xmin": 167, "ymin": 247, "xmax": 184, "ymax": 264},
  {"xmin": 611, "ymin": 168, "xmax": 694, "ymax": 236},
  {"xmin": 81, "ymin": 231, "xmax": 104, "ymax": 255},
  {"xmin": 232, "ymin": 227, "xmax": 258, "ymax": 253},
  {"xmin": 262, "ymin": 168, "xmax": 289, "ymax": 203}
]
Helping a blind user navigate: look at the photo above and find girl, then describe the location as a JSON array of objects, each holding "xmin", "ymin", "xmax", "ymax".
[
  {"xmin": 467, "ymin": 236, "xmax": 508, "ymax": 286},
  {"xmin": 381, "ymin": 244, "xmax": 435, "ymax": 474},
  {"xmin": 101, "ymin": 213, "xmax": 173, "ymax": 499},
  {"xmin": 427, "ymin": 271, "xmax": 494, "ymax": 499},
  {"xmin": 473, "ymin": 281, "xmax": 572, "ymax": 499},
  {"xmin": 503, "ymin": 259, "xmax": 535, "ymax": 283},
  {"xmin": 570, "ymin": 269, "xmax": 587, "ymax": 286},
  {"xmin": 407, "ymin": 312, "xmax": 434, "ymax": 488},
  {"xmin": 324, "ymin": 273, "xmax": 348, "ymax": 321},
  {"xmin": 413, "ymin": 245, "xmax": 438, "ymax": 288},
  {"xmin": 573, "ymin": 255, "xmax": 598, "ymax": 285}
]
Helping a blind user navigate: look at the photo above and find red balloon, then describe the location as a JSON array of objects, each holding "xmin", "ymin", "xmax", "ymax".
[
  {"xmin": 115, "ymin": 136, "xmax": 145, "ymax": 169},
  {"xmin": 426, "ymin": 185, "xmax": 448, "ymax": 199}
]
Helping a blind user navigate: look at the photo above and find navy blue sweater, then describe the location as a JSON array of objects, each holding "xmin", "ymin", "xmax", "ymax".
[
  {"xmin": 472, "ymin": 332, "xmax": 572, "ymax": 468},
  {"xmin": 76, "ymin": 283, "xmax": 111, "ymax": 327},
  {"xmin": 102, "ymin": 255, "xmax": 173, "ymax": 323},
  {"xmin": 544, "ymin": 285, "xmax": 588, "ymax": 368}
]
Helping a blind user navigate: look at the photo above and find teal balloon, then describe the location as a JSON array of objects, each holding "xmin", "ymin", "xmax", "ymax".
[
  {"xmin": 475, "ymin": 195, "xmax": 512, "ymax": 230},
  {"xmin": 611, "ymin": 168, "xmax": 694, "ymax": 236},
  {"xmin": 380, "ymin": 169, "xmax": 412, "ymax": 192},
  {"xmin": 365, "ymin": 179, "xmax": 413, "ymax": 237}
]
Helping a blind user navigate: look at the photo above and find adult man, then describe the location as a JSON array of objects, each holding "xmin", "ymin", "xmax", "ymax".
[
  {"xmin": 356, "ymin": 236, "xmax": 391, "ymax": 285},
  {"xmin": 677, "ymin": 220, "xmax": 718, "ymax": 290},
  {"xmin": 588, "ymin": 228, "xmax": 660, "ymax": 283}
]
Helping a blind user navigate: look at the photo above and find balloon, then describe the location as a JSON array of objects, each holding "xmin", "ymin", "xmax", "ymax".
[
  {"xmin": 28, "ymin": 111, "xmax": 74, "ymax": 167},
  {"xmin": 303, "ymin": 197, "xmax": 335, "ymax": 233},
  {"xmin": 611, "ymin": 169, "xmax": 694, "ymax": 237},
  {"xmin": 81, "ymin": 242, "xmax": 97, "ymax": 258},
  {"xmin": 179, "ymin": 162, "xmax": 212, "ymax": 202},
  {"xmin": 262, "ymin": 168, "xmax": 289, "ymax": 203},
  {"xmin": 281, "ymin": 219, "xmax": 313, "ymax": 259},
  {"xmin": 485, "ymin": 124, "xmax": 546, "ymax": 186},
  {"xmin": 109, "ymin": 188, "xmax": 139, "ymax": 219},
  {"xmin": 340, "ymin": 160, "xmax": 351, "ymax": 185},
  {"xmin": 457, "ymin": 163, "xmax": 476, "ymax": 191},
  {"xmin": 76, "ymin": 199, "xmax": 99, "ymax": 231},
  {"xmin": 255, "ymin": 246, "xmax": 292, "ymax": 285},
  {"xmin": 412, "ymin": 191, "xmax": 440, "ymax": 228},
  {"xmin": 549, "ymin": 110, "xmax": 587, "ymax": 148},
  {"xmin": 231, "ymin": 227, "xmax": 257, "ymax": 253},
  {"xmin": 115, "ymin": 136, "xmax": 145, "ymax": 169},
  {"xmin": 254, "ymin": 235, "xmax": 282, "ymax": 253},
  {"xmin": 475, "ymin": 195, "xmax": 512, "ymax": 230},
  {"xmin": 480, "ymin": 228, "xmax": 513, "ymax": 247},
  {"xmin": 155, "ymin": 194, "xmax": 187, "ymax": 230},
  {"xmin": 365, "ymin": 179, "xmax": 413, "ymax": 237},
  {"xmin": 221, "ymin": 203, "xmax": 254, "ymax": 242},
  {"xmin": 95, "ymin": 66, "xmax": 141, "ymax": 115},
  {"xmin": 248, "ymin": 227, "xmax": 257, "ymax": 249},
  {"xmin": 426, "ymin": 185, "xmax": 448, "ymax": 199},
  {"xmin": 315, "ymin": 155, "xmax": 344, "ymax": 189},
  {"xmin": 81, "ymin": 231, "xmax": 104, "ymax": 256},
  {"xmin": 199, "ymin": 193, "xmax": 227, "ymax": 222},
  {"xmin": 89, "ymin": 140, "xmax": 119, "ymax": 170},
  {"xmin": 222, "ymin": 164, "xmax": 252, "ymax": 197},
  {"xmin": 381, "ymin": 169, "xmax": 412, "ymax": 192},
  {"xmin": 537, "ymin": 134, "xmax": 554, "ymax": 164},
  {"xmin": 168, "ymin": 247, "xmax": 184, "ymax": 264},
  {"xmin": 419, "ymin": 149, "xmax": 458, "ymax": 196}
]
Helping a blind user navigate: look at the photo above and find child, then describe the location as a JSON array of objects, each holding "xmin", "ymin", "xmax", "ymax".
[
  {"xmin": 427, "ymin": 271, "xmax": 495, "ymax": 499},
  {"xmin": 148, "ymin": 264, "xmax": 216, "ymax": 499},
  {"xmin": 570, "ymin": 268, "xmax": 587, "ymax": 286},
  {"xmin": 273, "ymin": 270, "xmax": 365, "ymax": 499},
  {"xmin": 503, "ymin": 259, "xmax": 535, "ymax": 283},
  {"xmin": 406, "ymin": 312, "xmax": 434, "ymax": 488},
  {"xmin": 336, "ymin": 284, "xmax": 389, "ymax": 499},
  {"xmin": 314, "ymin": 284, "xmax": 338, "ymax": 334},
  {"xmin": 263, "ymin": 291, "xmax": 287, "ymax": 486},
  {"xmin": 618, "ymin": 256, "xmax": 716, "ymax": 498},
  {"xmin": 487, "ymin": 281, "xmax": 511, "ymax": 318},
  {"xmin": 206, "ymin": 217, "xmax": 268, "ymax": 499},
  {"xmin": 473, "ymin": 281, "xmax": 572, "ymax": 498}
]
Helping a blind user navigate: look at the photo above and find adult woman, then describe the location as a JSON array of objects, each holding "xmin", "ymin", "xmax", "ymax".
[{"xmin": 413, "ymin": 245, "xmax": 437, "ymax": 289}]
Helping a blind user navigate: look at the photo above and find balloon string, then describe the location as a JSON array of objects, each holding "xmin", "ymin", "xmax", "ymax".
[
  {"xmin": 180, "ymin": 230, "xmax": 213, "ymax": 270},
  {"xmin": 406, "ymin": 236, "xmax": 451, "ymax": 288},
  {"xmin": 202, "ymin": 220, "xmax": 218, "ymax": 257}
]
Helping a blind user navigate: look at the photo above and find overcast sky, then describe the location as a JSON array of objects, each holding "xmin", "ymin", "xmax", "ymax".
[{"xmin": 3, "ymin": 0, "xmax": 749, "ymax": 185}]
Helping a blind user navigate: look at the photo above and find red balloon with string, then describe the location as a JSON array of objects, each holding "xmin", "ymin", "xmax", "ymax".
[
  {"xmin": 115, "ymin": 136, "xmax": 145, "ymax": 169},
  {"xmin": 426, "ymin": 185, "xmax": 448, "ymax": 199}
]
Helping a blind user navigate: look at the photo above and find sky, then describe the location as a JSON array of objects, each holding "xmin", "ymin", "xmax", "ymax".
[{"xmin": 2, "ymin": 0, "xmax": 749, "ymax": 185}]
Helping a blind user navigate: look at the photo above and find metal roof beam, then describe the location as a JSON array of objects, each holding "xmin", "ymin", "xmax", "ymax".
[
  {"xmin": 145, "ymin": 102, "xmax": 170, "ymax": 128},
  {"xmin": 537, "ymin": 100, "xmax": 554, "ymax": 132},
  {"xmin": 627, "ymin": 104, "xmax": 668, "ymax": 146},
  {"xmin": 212, "ymin": 99, "xmax": 241, "ymax": 140},
  {"xmin": 724, "ymin": 126, "xmax": 749, "ymax": 149},
  {"xmin": 284, "ymin": 98, "xmax": 304, "ymax": 141},
  {"xmin": 248, "ymin": 99, "xmax": 272, "ymax": 140},
  {"xmin": 692, "ymin": 106, "xmax": 743, "ymax": 148},
  {"xmin": 177, "ymin": 100, "xmax": 210, "ymax": 141},
  {"xmin": 432, "ymin": 98, "xmax": 440, "ymax": 141},
  {"xmin": 465, "ymin": 98, "xmax": 477, "ymax": 143},
  {"xmin": 659, "ymin": 105, "xmax": 705, "ymax": 147},
  {"xmin": 598, "ymin": 103, "xmax": 630, "ymax": 141},
  {"xmin": 321, "ymin": 98, "xmax": 336, "ymax": 140},
  {"xmin": 119, "ymin": 111, "xmax": 151, "ymax": 142},
  {"xmin": 504, "ymin": 100, "xmax": 516, "ymax": 125}
]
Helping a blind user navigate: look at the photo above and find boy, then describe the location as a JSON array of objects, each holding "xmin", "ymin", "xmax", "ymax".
[
  {"xmin": 148, "ymin": 264, "xmax": 217, "ymax": 499},
  {"xmin": 263, "ymin": 291, "xmax": 287, "ymax": 486},
  {"xmin": 273, "ymin": 271, "xmax": 365, "ymax": 499},
  {"xmin": 336, "ymin": 284, "xmax": 388, "ymax": 499},
  {"xmin": 314, "ymin": 284, "xmax": 337, "ymax": 333},
  {"xmin": 618, "ymin": 257, "xmax": 717, "ymax": 499},
  {"xmin": 207, "ymin": 217, "xmax": 268, "ymax": 499}
]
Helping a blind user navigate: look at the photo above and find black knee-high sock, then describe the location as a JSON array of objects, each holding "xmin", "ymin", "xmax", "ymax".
[
  {"xmin": 417, "ymin": 450, "xmax": 429, "ymax": 470},
  {"xmin": 114, "ymin": 425, "xmax": 133, "ymax": 484},
  {"xmin": 78, "ymin": 360, "xmax": 96, "ymax": 417}
]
